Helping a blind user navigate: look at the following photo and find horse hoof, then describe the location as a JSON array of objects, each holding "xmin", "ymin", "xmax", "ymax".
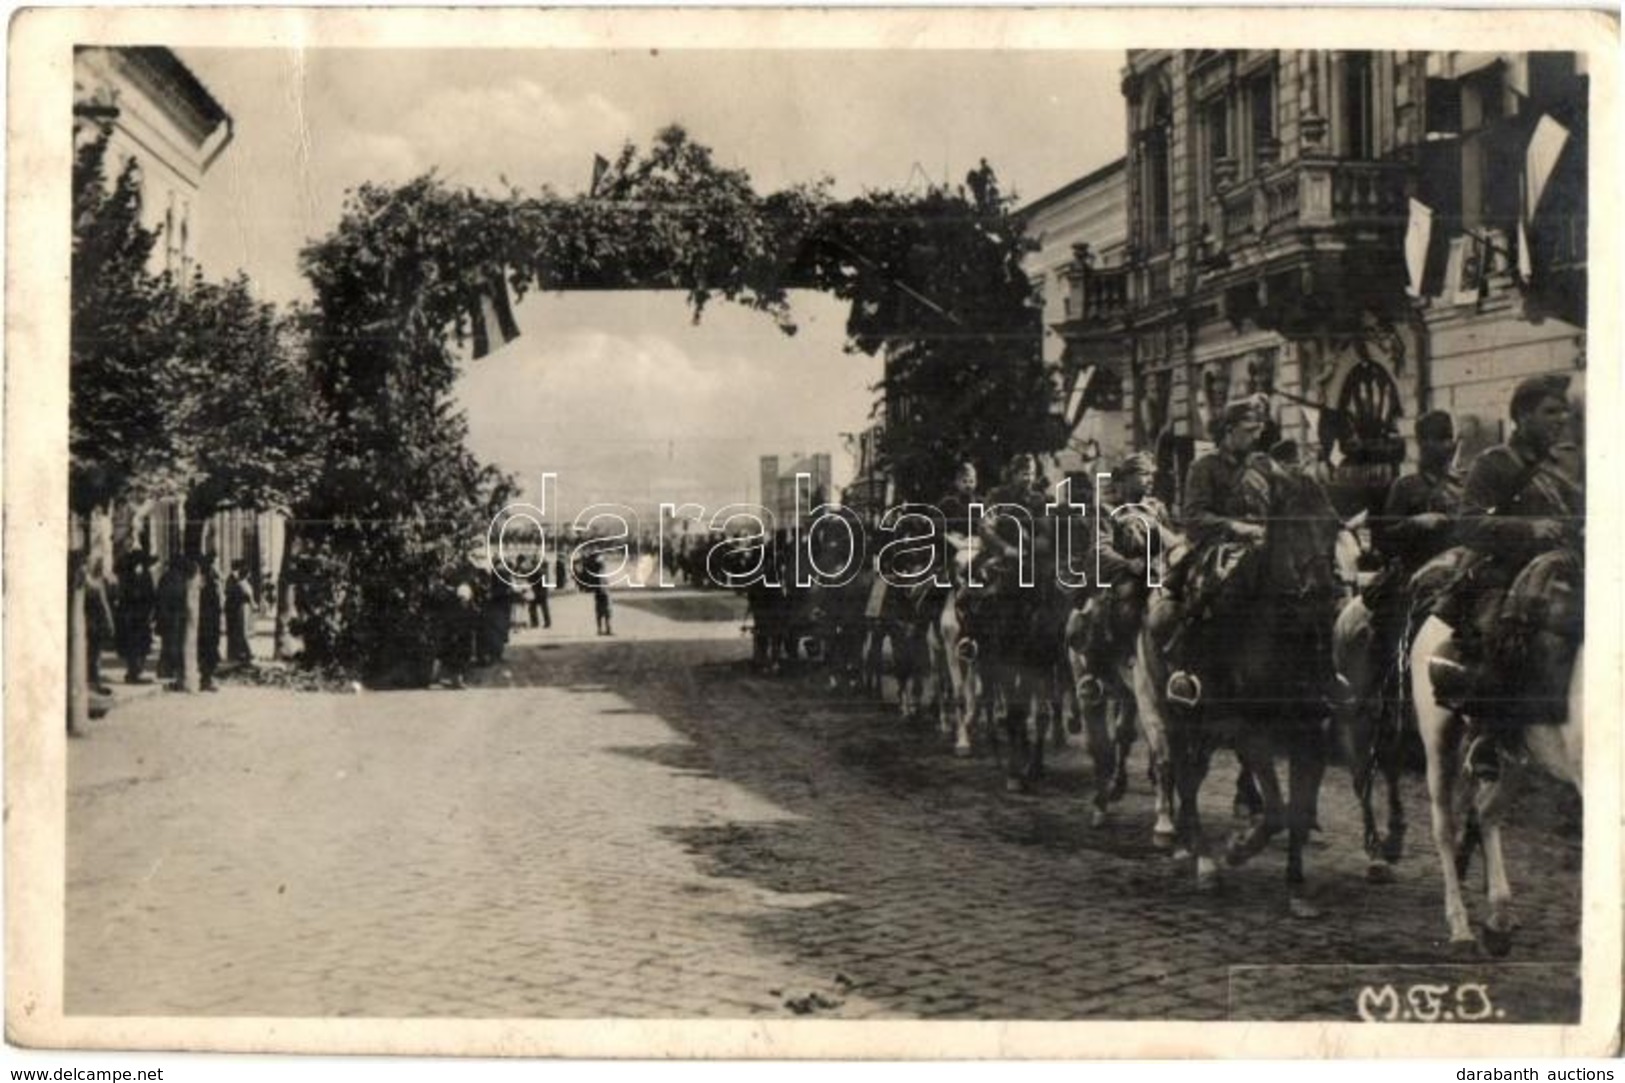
[
  {"xmin": 1108, "ymin": 775, "xmax": 1129, "ymax": 803},
  {"xmin": 1288, "ymin": 895, "xmax": 1323, "ymax": 920},
  {"xmin": 1479, "ymin": 925, "xmax": 1514, "ymax": 959},
  {"xmin": 1089, "ymin": 806, "xmax": 1109, "ymax": 829},
  {"xmin": 1365, "ymin": 860, "xmax": 1397, "ymax": 885},
  {"xmin": 1004, "ymin": 777, "xmax": 1028, "ymax": 795},
  {"xmin": 1171, "ymin": 845, "xmax": 1193, "ymax": 862},
  {"xmin": 954, "ymin": 743, "xmax": 973, "ymax": 759},
  {"xmin": 1225, "ymin": 822, "xmax": 1280, "ymax": 868},
  {"xmin": 1195, "ymin": 858, "xmax": 1220, "ymax": 894},
  {"xmin": 1152, "ymin": 829, "xmax": 1177, "ymax": 853},
  {"xmin": 1440, "ymin": 935, "xmax": 1479, "ymax": 959}
]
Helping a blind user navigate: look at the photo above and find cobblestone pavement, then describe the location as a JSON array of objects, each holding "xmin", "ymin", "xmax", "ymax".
[{"xmin": 67, "ymin": 590, "xmax": 1582, "ymax": 1021}]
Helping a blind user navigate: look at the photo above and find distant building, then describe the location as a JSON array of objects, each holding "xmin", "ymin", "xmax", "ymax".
[
  {"xmin": 840, "ymin": 421, "xmax": 891, "ymax": 525},
  {"xmin": 1019, "ymin": 157, "xmax": 1131, "ymax": 484},
  {"xmin": 74, "ymin": 47, "xmax": 284, "ymax": 578},
  {"xmin": 758, "ymin": 452, "xmax": 834, "ymax": 530}
]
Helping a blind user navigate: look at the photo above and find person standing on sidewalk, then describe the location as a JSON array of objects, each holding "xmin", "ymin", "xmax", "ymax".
[
  {"xmin": 155, "ymin": 556, "xmax": 186, "ymax": 682},
  {"xmin": 529, "ymin": 560, "xmax": 552, "ymax": 629},
  {"xmin": 84, "ymin": 552, "xmax": 116, "ymax": 696},
  {"xmin": 198, "ymin": 555, "xmax": 224, "ymax": 692},
  {"xmin": 225, "ymin": 560, "xmax": 257, "ymax": 666},
  {"xmin": 116, "ymin": 549, "xmax": 157, "ymax": 684}
]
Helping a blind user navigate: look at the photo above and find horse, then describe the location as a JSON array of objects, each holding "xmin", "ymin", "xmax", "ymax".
[
  {"xmin": 1136, "ymin": 459, "xmax": 1341, "ymax": 914},
  {"xmin": 946, "ymin": 510, "xmax": 1082, "ymax": 793},
  {"xmin": 1330, "ymin": 545, "xmax": 1468, "ymax": 883},
  {"xmin": 1408, "ymin": 546, "xmax": 1583, "ymax": 954},
  {"xmin": 1065, "ymin": 506, "xmax": 1184, "ymax": 835}
]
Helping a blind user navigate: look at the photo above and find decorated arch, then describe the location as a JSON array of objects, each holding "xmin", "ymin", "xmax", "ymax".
[{"xmin": 292, "ymin": 126, "xmax": 1061, "ymax": 680}]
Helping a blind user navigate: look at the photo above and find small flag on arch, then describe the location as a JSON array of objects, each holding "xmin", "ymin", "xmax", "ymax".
[{"xmin": 469, "ymin": 272, "xmax": 521, "ymax": 359}]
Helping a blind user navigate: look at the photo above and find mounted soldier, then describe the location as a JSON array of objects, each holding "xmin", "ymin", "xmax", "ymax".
[
  {"xmin": 1074, "ymin": 451, "xmax": 1174, "ymax": 701},
  {"xmin": 1154, "ymin": 398, "xmax": 1271, "ymax": 705},
  {"xmin": 1365, "ymin": 410, "xmax": 1463, "ymax": 683},
  {"xmin": 1429, "ymin": 374, "xmax": 1584, "ymax": 780}
]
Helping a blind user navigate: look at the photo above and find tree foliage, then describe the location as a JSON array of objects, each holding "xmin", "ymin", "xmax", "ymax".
[
  {"xmin": 70, "ymin": 128, "xmax": 177, "ymax": 513},
  {"xmin": 798, "ymin": 179, "xmax": 1056, "ymax": 499},
  {"xmin": 73, "ymin": 126, "xmax": 330, "ymax": 530}
]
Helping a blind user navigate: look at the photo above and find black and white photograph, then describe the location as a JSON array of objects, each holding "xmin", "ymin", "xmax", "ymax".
[{"xmin": 8, "ymin": 7, "xmax": 1619, "ymax": 1059}]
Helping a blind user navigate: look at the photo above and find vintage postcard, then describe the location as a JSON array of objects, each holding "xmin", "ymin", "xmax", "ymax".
[{"xmin": 6, "ymin": 5, "xmax": 1620, "ymax": 1059}]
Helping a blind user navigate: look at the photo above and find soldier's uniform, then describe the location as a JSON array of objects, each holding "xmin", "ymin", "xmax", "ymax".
[
  {"xmin": 1368, "ymin": 458, "xmax": 1463, "ymax": 668},
  {"xmin": 1433, "ymin": 374, "xmax": 1583, "ymax": 776}
]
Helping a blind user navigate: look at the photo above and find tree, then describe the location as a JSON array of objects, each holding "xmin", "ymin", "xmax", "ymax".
[
  {"xmin": 801, "ymin": 175, "xmax": 1059, "ymax": 499},
  {"xmin": 69, "ymin": 125, "xmax": 177, "ymax": 724},
  {"xmin": 161, "ymin": 275, "xmax": 330, "ymax": 688},
  {"xmin": 72, "ymin": 123, "xmax": 331, "ymax": 692},
  {"xmin": 70, "ymin": 126, "xmax": 179, "ymax": 515}
]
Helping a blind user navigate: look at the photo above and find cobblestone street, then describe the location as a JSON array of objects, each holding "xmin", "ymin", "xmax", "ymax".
[{"xmin": 67, "ymin": 590, "xmax": 1582, "ymax": 1021}]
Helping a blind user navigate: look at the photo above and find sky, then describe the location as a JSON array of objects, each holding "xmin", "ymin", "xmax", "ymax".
[{"xmin": 178, "ymin": 48, "xmax": 1128, "ymax": 516}]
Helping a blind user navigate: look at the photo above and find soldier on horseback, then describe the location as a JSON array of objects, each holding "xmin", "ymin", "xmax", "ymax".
[
  {"xmin": 1430, "ymin": 374, "xmax": 1584, "ymax": 780},
  {"xmin": 1365, "ymin": 410, "xmax": 1463, "ymax": 684},
  {"xmin": 1155, "ymin": 398, "xmax": 1270, "ymax": 705}
]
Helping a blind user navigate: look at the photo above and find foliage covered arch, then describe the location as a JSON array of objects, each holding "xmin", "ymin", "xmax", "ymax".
[{"xmin": 295, "ymin": 125, "xmax": 1063, "ymax": 680}]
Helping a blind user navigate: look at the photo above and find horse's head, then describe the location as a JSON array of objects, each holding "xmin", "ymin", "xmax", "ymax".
[{"xmin": 1251, "ymin": 462, "xmax": 1342, "ymax": 598}]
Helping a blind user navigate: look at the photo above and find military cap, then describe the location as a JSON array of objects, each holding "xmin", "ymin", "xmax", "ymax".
[
  {"xmin": 1112, "ymin": 451, "xmax": 1156, "ymax": 483},
  {"xmin": 1219, "ymin": 399, "xmax": 1263, "ymax": 431},
  {"xmin": 1510, "ymin": 374, "xmax": 1571, "ymax": 420},
  {"xmin": 1414, "ymin": 409, "xmax": 1455, "ymax": 442}
]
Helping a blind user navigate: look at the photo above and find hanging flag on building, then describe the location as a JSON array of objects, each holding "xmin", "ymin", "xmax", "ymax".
[
  {"xmin": 1514, "ymin": 114, "xmax": 1571, "ymax": 285},
  {"xmin": 1526, "ymin": 114, "xmax": 1571, "ymax": 217},
  {"xmin": 469, "ymin": 271, "xmax": 521, "ymax": 359},
  {"xmin": 590, "ymin": 153, "xmax": 611, "ymax": 196},
  {"xmin": 1404, "ymin": 198, "xmax": 1434, "ymax": 297}
]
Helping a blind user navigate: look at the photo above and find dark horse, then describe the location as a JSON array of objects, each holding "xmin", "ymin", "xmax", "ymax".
[
  {"xmin": 1138, "ymin": 458, "xmax": 1341, "ymax": 915},
  {"xmin": 953, "ymin": 513, "xmax": 1076, "ymax": 792}
]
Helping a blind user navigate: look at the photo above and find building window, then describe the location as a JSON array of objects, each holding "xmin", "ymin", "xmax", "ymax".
[
  {"xmin": 1459, "ymin": 62, "xmax": 1517, "ymax": 234},
  {"xmin": 1201, "ymin": 94, "xmax": 1231, "ymax": 196},
  {"xmin": 1246, "ymin": 72, "xmax": 1276, "ymax": 173},
  {"xmin": 1141, "ymin": 90, "xmax": 1173, "ymax": 253},
  {"xmin": 1341, "ymin": 51, "xmax": 1376, "ymax": 158}
]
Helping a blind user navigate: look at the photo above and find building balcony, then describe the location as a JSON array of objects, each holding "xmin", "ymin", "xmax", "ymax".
[
  {"xmin": 1061, "ymin": 260, "xmax": 1132, "ymax": 327},
  {"xmin": 1214, "ymin": 157, "xmax": 1409, "ymax": 245}
]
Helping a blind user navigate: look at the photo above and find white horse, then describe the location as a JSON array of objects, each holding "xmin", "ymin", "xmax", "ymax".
[{"xmin": 1409, "ymin": 614, "xmax": 1583, "ymax": 953}]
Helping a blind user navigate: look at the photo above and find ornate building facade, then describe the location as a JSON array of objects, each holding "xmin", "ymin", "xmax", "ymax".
[{"xmin": 1112, "ymin": 50, "xmax": 1587, "ymax": 514}]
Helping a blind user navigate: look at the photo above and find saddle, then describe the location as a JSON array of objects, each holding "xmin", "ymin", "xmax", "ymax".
[
  {"xmin": 1180, "ymin": 540, "xmax": 1262, "ymax": 624},
  {"xmin": 1431, "ymin": 548, "xmax": 1581, "ymax": 724}
]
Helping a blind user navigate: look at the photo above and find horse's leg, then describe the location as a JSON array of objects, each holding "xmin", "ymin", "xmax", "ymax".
[
  {"xmin": 1476, "ymin": 780, "xmax": 1518, "ymax": 956},
  {"xmin": 1226, "ymin": 725, "xmax": 1285, "ymax": 867},
  {"xmin": 1380, "ymin": 697, "xmax": 1409, "ymax": 867},
  {"xmin": 1337, "ymin": 691, "xmax": 1391, "ymax": 880},
  {"xmin": 1173, "ymin": 717, "xmax": 1218, "ymax": 890},
  {"xmin": 956, "ymin": 654, "xmax": 979, "ymax": 758},
  {"xmin": 1233, "ymin": 761, "xmax": 1265, "ymax": 821},
  {"xmin": 1134, "ymin": 633, "xmax": 1178, "ymax": 849},
  {"xmin": 1109, "ymin": 678, "xmax": 1138, "ymax": 803},
  {"xmin": 1285, "ymin": 712, "xmax": 1329, "ymax": 918},
  {"xmin": 1068, "ymin": 641, "xmax": 1114, "ymax": 826},
  {"xmin": 1050, "ymin": 660, "xmax": 1071, "ymax": 751},
  {"xmin": 1412, "ymin": 617, "xmax": 1477, "ymax": 946}
]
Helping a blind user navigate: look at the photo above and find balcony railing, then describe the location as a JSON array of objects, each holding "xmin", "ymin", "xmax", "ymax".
[
  {"xmin": 1213, "ymin": 158, "xmax": 1408, "ymax": 242},
  {"xmin": 1068, "ymin": 264, "xmax": 1131, "ymax": 324}
]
